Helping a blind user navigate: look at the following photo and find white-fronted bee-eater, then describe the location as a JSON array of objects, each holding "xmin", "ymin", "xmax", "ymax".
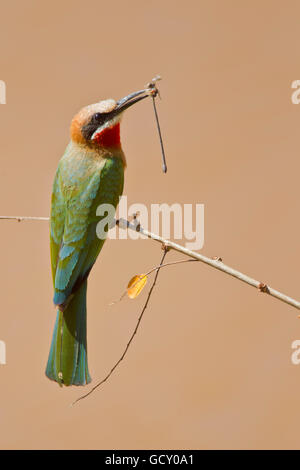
[{"xmin": 46, "ymin": 88, "xmax": 152, "ymax": 386}]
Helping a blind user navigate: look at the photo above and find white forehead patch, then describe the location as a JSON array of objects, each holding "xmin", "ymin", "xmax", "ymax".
[{"xmin": 98, "ymin": 99, "xmax": 117, "ymax": 113}]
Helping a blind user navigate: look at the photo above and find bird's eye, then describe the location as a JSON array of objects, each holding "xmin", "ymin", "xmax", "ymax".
[{"xmin": 93, "ymin": 113, "xmax": 102, "ymax": 121}]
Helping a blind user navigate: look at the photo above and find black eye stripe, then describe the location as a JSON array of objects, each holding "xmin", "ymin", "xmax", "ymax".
[{"xmin": 82, "ymin": 112, "xmax": 108, "ymax": 140}]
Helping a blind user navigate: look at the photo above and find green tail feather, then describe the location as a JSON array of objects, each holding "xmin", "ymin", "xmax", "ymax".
[{"xmin": 46, "ymin": 280, "xmax": 91, "ymax": 386}]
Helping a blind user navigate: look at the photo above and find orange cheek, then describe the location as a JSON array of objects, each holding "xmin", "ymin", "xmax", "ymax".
[{"xmin": 94, "ymin": 123, "xmax": 121, "ymax": 148}]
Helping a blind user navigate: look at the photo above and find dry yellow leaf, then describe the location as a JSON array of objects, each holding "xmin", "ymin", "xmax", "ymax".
[{"xmin": 127, "ymin": 274, "xmax": 148, "ymax": 299}]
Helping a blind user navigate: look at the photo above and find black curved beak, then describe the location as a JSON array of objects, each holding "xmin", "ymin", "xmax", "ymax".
[{"xmin": 114, "ymin": 89, "xmax": 149, "ymax": 114}]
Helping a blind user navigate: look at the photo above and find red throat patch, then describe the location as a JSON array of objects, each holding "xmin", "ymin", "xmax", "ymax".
[{"xmin": 94, "ymin": 123, "xmax": 121, "ymax": 148}]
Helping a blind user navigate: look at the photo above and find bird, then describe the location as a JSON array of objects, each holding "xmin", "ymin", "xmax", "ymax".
[{"xmin": 46, "ymin": 88, "xmax": 151, "ymax": 386}]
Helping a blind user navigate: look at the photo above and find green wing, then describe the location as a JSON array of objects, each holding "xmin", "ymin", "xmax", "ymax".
[{"xmin": 50, "ymin": 147, "xmax": 124, "ymax": 308}]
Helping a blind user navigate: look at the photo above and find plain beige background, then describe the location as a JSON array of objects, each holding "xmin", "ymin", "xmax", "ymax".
[{"xmin": 0, "ymin": 0, "xmax": 300, "ymax": 450}]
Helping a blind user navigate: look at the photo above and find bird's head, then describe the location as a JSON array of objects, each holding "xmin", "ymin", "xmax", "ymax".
[{"xmin": 70, "ymin": 89, "xmax": 150, "ymax": 151}]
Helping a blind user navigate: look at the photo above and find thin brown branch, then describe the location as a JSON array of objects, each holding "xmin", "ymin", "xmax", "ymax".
[
  {"xmin": 2, "ymin": 215, "xmax": 300, "ymax": 311},
  {"xmin": 152, "ymin": 96, "xmax": 167, "ymax": 173},
  {"xmin": 72, "ymin": 247, "xmax": 168, "ymax": 406},
  {"xmin": 116, "ymin": 218, "xmax": 300, "ymax": 311},
  {"xmin": 0, "ymin": 216, "xmax": 49, "ymax": 221},
  {"xmin": 143, "ymin": 258, "xmax": 196, "ymax": 277}
]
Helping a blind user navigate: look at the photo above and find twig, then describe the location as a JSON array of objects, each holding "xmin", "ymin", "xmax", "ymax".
[
  {"xmin": 143, "ymin": 258, "xmax": 196, "ymax": 277},
  {"xmin": 2, "ymin": 215, "xmax": 300, "ymax": 311},
  {"xmin": 72, "ymin": 247, "xmax": 168, "ymax": 405},
  {"xmin": 116, "ymin": 218, "xmax": 300, "ymax": 311},
  {"xmin": 146, "ymin": 75, "xmax": 167, "ymax": 173},
  {"xmin": 0, "ymin": 216, "xmax": 49, "ymax": 221},
  {"xmin": 152, "ymin": 96, "xmax": 167, "ymax": 173}
]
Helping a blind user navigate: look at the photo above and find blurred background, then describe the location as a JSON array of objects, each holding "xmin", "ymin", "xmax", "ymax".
[{"xmin": 0, "ymin": 0, "xmax": 299, "ymax": 450}]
